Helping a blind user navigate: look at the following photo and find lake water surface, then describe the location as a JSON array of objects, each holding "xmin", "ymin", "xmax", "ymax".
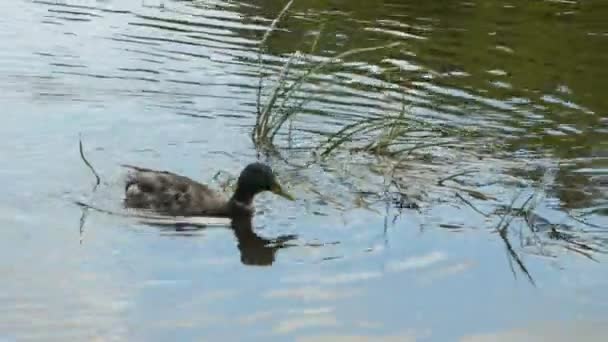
[{"xmin": 1, "ymin": 0, "xmax": 607, "ymax": 341}]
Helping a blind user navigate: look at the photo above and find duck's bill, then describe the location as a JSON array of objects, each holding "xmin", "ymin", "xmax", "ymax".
[{"xmin": 271, "ymin": 182, "xmax": 295, "ymax": 201}]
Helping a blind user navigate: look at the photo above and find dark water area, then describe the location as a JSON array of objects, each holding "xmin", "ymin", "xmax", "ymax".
[{"xmin": 0, "ymin": 0, "xmax": 607, "ymax": 341}]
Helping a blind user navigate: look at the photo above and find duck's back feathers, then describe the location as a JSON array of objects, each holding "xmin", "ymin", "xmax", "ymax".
[{"xmin": 122, "ymin": 165, "xmax": 230, "ymax": 217}]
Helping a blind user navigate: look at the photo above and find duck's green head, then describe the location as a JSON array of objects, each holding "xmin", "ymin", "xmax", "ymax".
[{"xmin": 235, "ymin": 162, "xmax": 295, "ymax": 201}]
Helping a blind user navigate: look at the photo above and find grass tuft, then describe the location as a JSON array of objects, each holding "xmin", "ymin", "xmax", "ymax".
[{"xmin": 252, "ymin": 4, "xmax": 402, "ymax": 148}]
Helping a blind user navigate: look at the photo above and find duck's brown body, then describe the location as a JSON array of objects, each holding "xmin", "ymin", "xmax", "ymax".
[
  {"xmin": 123, "ymin": 165, "xmax": 237, "ymax": 217},
  {"xmin": 122, "ymin": 162, "xmax": 292, "ymax": 218}
]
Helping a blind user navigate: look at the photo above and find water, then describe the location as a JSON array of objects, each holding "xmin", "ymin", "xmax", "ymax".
[{"xmin": 1, "ymin": 0, "xmax": 607, "ymax": 341}]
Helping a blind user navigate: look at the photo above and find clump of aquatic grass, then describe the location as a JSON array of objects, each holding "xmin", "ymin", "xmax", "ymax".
[
  {"xmin": 253, "ymin": 42, "xmax": 402, "ymax": 147},
  {"xmin": 436, "ymin": 168, "xmax": 547, "ymax": 285},
  {"xmin": 251, "ymin": 0, "xmax": 401, "ymax": 147},
  {"xmin": 251, "ymin": 2, "xmax": 602, "ymax": 276},
  {"xmin": 316, "ymin": 103, "xmax": 466, "ymax": 159},
  {"xmin": 494, "ymin": 191, "xmax": 538, "ymax": 285},
  {"xmin": 355, "ymin": 103, "xmax": 411, "ymax": 156},
  {"xmin": 253, "ymin": 51, "xmax": 302, "ymax": 146},
  {"xmin": 253, "ymin": 0, "xmax": 295, "ymax": 147}
]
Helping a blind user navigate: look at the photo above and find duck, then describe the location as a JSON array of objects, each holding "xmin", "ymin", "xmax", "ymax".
[{"xmin": 122, "ymin": 162, "xmax": 294, "ymax": 218}]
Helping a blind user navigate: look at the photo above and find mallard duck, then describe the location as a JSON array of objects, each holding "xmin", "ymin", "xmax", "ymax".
[{"xmin": 122, "ymin": 162, "xmax": 294, "ymax": 217}]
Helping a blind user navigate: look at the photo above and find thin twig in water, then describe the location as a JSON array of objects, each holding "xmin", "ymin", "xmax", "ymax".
[
  {"xmin": 398, "ymin": 140, "xmax": 457, "ymax": 157},
  {"xmin": 78, "ymin": 133, "xmax": 102, "ymax": 244},
  {"xmin": 523, "ymin": 211, "xmax": 550, "ymax": 255},
  {"xmin": 438, "ymin": 169, "xmax": 478, "ymax": 186},
  {"xmin": 499, "ymin": 226, "xmax": 536, "ymax": 286},
  {"xmin": 495, "ymin": 192, "xmax": 522, "ymax": 233},
  {"xmin": 505, "ymin": 248, "xmax": 517, "ymax": 280},
  {"xmin": 563, "ymin": 245, "xmax": 599, "ymax": 262},
  {"xmin": 499, "ymin": 194, "xmax": 534, "ymax": 234},
  {"xmin": 455, "ymin": 192, "xmax": 490, "ymax": 217},
  {"xmin": 445, "ymin": 185, "xmax": 495, "ymax": 201},
  {"xmin": 567, "ymin": 211, "xmax": 607, "ymax": 230},
  {"xmin": 79, "ymin": 133, "xmax": 100, "ymax": 190}
]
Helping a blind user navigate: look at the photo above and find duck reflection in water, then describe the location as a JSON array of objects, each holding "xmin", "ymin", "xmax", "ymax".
[
  {"xmin": 230, "ymin": 217, "xmax": 297, "ymax": 266},
  {"xmin": 147, "ymin": 216, "xmax": 297, "ymax": 266}
]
